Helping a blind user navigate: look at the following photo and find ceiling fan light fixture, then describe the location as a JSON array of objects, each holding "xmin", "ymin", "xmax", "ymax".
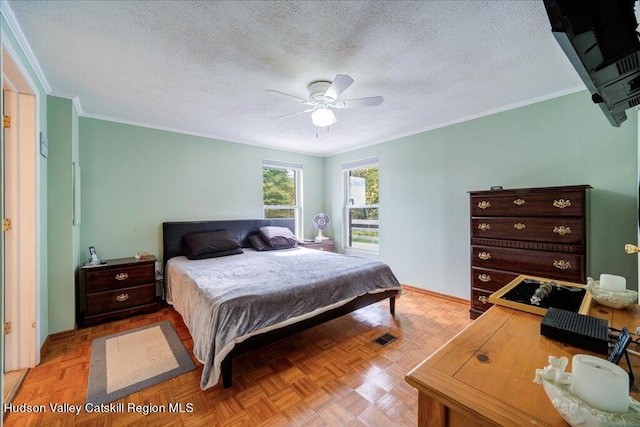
[{"xmin": 311, "ymin": 108, "xmax": 337, "ymax": 127}]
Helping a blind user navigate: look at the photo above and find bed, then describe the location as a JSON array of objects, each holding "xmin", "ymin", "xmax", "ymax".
[{"xmin": 162, "ymin": 219, "xmax": 402, "ymax": 389}]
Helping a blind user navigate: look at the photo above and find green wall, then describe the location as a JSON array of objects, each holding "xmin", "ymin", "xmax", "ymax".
[
  {"xmin": 79, "ymin": 119, "xmax": 325, "ymax": 265},
  {"xmin": 47, "ymin": 96, "xmax": 79, "ymax": 334},
  {"xmin": 326, "ymin": 91, "xmax": 638, "ymax": 299}
]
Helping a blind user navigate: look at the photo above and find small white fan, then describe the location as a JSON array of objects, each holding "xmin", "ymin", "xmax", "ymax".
[{"xmin": 313, "ymin": 213, "xmax": 331, "ymax": 242}]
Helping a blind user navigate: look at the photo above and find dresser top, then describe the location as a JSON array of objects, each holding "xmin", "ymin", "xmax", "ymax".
[
  {"xmin": 81, "ymin": 255, "xmax": 156, "ymax": 269},
  {"xmin": 469, "ymin": 184, "xmax": 592, "ymax": 196}
]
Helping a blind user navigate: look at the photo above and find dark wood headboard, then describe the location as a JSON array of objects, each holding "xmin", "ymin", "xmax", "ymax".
[{"xmin": 162, "ymin": 218, "xmax": 295, "ymax": 268}]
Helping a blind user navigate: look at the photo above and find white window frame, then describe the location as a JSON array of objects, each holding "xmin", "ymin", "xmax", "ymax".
[
  {"xmin": 262, "ymin": 159, "xmax": 303, "ymax": 238},
  {"xmin": 342, "ymin": 156, "xmax": 379, "ymax": 253}
]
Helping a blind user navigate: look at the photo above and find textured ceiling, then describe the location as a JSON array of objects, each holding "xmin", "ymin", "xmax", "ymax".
[{"xmin": 5, "ymin": 0, "xmax": 583, "ymax": 156}]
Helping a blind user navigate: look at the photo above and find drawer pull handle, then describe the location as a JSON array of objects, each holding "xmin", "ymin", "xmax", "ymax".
[
  {"xmin": 116, "ymin": 293, "xmax": 129, "ymax": 302},
  {"xmin": 513, "ymin": 198, "xmax": 525, "ymax": 206},
  {"xmin": 513, "ymin": 223, "xmax": 526, "ymax": 230},
  {"xmin": 553, "ymin": 260, "xmax": 571, "ymax": 270},
  {"xmin": 478, "ymin": 252, "xmax": 491, "ymax": 260},
  {"xmin": 553, "ymin": 199, "xmax": 572, "ymax": 209},
  {"xmin": 553, "ymin": 226, "xmax": 572, "ymax": 235},
  {"xmin": 115, "ymin": 273, "xmax": 129, "ymax": 281},
  {"xmin": 478, "ymin": 296, "xmax": 489, "ymax": 304},
  {"xmin": 478, "ymin": 223, "xmax": 491, "ymax": 231},
  {"xmin": 478, "ymin": 274, "xmax": 491, "ymax": 283},
  {"xmin": 477, "ymin": 201, "xmax": 491, "ymax": 210}
]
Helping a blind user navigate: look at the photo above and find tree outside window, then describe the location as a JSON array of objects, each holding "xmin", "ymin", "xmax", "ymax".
[
  {"xmin": 262, "ymin": 161, "xmax": 302, "ymax": 236},
  {"xmin": 345, "ymin": 164, "xmax": 379, "ymax": 252}
]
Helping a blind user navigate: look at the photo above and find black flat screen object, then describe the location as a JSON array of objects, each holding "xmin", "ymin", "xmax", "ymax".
[
  {"xmin": 502, "ymin": 279, "xmax": 586, "ymax": 312},
  {"xmin": 607, "ymin": 327, "xmax": 634, "ymax": 385},
  {"xmin": 540, "ymin": 307, "xmax": 609, "ymax": 354},
  {"xmin": 608, "ymin": 327, "xmax": 632, "ymax": 364}
]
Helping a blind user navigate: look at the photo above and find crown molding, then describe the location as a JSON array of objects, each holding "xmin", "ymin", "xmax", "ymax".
[
  {"xmin": 46, "ymin": 91, "xmax": 85, "ymax": 116},
  {"xmin": 72, "ymin": 96, "xmax": 83, "ymax": 115},
  {"xmin": 1, "ymin": 0, "xmax": 52, "ymax": 93},
  {"xmin": 80, "ymin": 112, "xmax": 324, "ymax": 157}
]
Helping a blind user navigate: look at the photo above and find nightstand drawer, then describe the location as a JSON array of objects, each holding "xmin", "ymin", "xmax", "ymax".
[
  {"xmin": 86, "ymin": 284, "xmax": 155, "ymax": 315},
  {"xmin": 300, "ymin": 240, "xmax": 334, "ymax": 252},
  {"xmin": 84, "ymin": 264, "xmax": 154, "ymax": 292}
]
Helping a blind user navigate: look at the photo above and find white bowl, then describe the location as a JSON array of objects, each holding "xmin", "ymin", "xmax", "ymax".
[
  {"xmin": 542, "ymin": 377, "xmax": 640, "ymax": 426},
  {"xmin": 586, "ymin": 278, "xmax": 638, "ymax": 309}
]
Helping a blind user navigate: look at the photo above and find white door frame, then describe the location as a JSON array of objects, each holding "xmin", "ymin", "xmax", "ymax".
[{"xmin": 2, "ymin": 34, "xmax": 41, "ymax": 370}]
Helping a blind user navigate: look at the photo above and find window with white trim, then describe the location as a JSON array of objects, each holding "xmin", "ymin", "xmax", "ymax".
[
  {"xmin": 342, "ymin": 156, "xmax": 379, "ymax": 252},
  {"xmin": 262, "ymin": 159, "xmax": 303, "ymax": 237}
]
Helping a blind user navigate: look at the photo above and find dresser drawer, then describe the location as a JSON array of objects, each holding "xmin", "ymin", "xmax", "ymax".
[
  {"xmin": 471, "ymin": 190, "xmax": 585, "ymax": 217},
  {"xmin": 471, "ymin": 268, "xmax": 519, "ymax": 293},
  {"xmin": 86, "ymin": 284, "xmax": 155, "ymax": 315},
  {"xmin": 471, "ymin": 245, "xmax": 585, "ymax": 282},
  {"xmin": 84, "ymin": 264, "xmax": 154, "ymax": 292},
  {"xmin": 471, "ymin": 288, "xmax": 494, "ymax": 312},
  {"xmin": 471, "ymin": 217, "xmax": 584, "ymax": 245}
]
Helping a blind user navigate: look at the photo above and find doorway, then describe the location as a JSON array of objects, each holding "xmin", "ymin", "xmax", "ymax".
[{"xmin": 2, "ymin": 40, "xmax": 40, "ymax": 395}]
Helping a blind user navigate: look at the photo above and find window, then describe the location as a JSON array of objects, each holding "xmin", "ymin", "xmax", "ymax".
[
  {"xmin": 263, "ymin": 159, "xmax": 302, "ymax": 237},
  {"xmin": 342, "ymin": 156, "xmax": 379, "ymax": 252}
]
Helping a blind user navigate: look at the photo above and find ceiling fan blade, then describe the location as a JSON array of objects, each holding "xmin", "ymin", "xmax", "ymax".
[
  {"xmin": 332, "ymin": 96, "xmax": 384, "ymax": 108},
  {"xmin": 266, "ymin": 90, "xmax": 314, "ymax": 105},
  {"xmin": 324, "ymin": 74, "xmax": 354, "ymax": 100},
  {"xmin": 274, "ymin": 108, "xmax": 315, "ymax": 119}
]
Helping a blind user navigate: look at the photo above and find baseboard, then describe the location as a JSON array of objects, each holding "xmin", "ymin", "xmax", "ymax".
[
  {"xmin": 40, "ymin": 328, "xmax": 76, "ymax": 363},
  {"xmin": 401, "ymin": 284, "xmax": 469, "ymax": 305},
  {"xmin": 39, "ymin": 334, "xmax": 51, "ymax": 362}
]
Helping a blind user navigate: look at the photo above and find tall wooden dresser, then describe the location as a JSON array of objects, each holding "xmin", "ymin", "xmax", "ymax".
[{"xmin": 468, "ymin": 185, "xmax": 591, "ymax": 319}]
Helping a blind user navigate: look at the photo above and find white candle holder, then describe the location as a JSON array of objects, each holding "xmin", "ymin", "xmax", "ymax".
[
  {"xmin": 586, "ymin": 277, "xmax": 638, "ymax": 309},
  {"xmin": 534, "ymin": 355, "xmax": 640, "ymax": 426}
]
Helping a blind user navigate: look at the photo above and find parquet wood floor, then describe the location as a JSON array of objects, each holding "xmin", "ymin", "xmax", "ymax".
[{"xmin": 3, "ymin": 288, "xmax": 471, "ymax": 426}]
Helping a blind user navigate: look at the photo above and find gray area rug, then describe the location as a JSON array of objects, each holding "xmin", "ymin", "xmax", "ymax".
[{"xmin": 86, "ymin": 321, "xmax": 196, "ymax": 405}]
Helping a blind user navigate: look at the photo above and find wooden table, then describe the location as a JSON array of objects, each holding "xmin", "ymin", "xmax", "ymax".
[{"xmin": 405, "ymin": 303, "xmax": 640, "ymax": 426}]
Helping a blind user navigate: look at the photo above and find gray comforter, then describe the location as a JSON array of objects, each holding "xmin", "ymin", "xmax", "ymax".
[{"xmin": 165, "ymin": 247, "xmax": 402, "ymax": 389}]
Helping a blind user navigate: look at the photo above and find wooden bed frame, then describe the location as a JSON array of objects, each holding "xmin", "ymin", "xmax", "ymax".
[{"xmin": 162, "ymin": 219, "xmax": 398, "ymax": 388}]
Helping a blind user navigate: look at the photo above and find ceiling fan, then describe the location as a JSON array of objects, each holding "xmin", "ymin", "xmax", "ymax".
[{"xmin": 266, "ymin": 74, "xmax": 383, "ymax": 127}]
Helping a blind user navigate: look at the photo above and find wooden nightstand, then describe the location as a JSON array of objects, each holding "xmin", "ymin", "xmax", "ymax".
[
  {"xmin": 299, "ymin": 240, "xmax": 334, "ymax": 252},
  {"xmin": 78, "ymin": 256, "xmax": 157, "ymax": 328}
]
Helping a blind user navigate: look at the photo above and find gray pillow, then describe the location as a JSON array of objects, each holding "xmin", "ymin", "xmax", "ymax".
[
  {"xmin": 249, "ymin": 234, "xmax": 296, "ymax": 251},
  {"xmin": 184, "ymin": 229, "xmax": 243, "ymax": 260},
  {"xmin": 258, "ymin": 226, "xmax": 298, "ymax": 248}
]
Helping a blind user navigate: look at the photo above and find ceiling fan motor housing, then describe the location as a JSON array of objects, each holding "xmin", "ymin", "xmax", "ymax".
[{"xmin": 309, "ymin": 81, "xmax": 333, "ymax": 102}]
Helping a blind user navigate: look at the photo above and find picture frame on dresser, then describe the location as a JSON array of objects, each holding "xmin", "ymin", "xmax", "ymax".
[{"xmin": 468, "ymin": 185, "xmax": 591, "ymax": 319}]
